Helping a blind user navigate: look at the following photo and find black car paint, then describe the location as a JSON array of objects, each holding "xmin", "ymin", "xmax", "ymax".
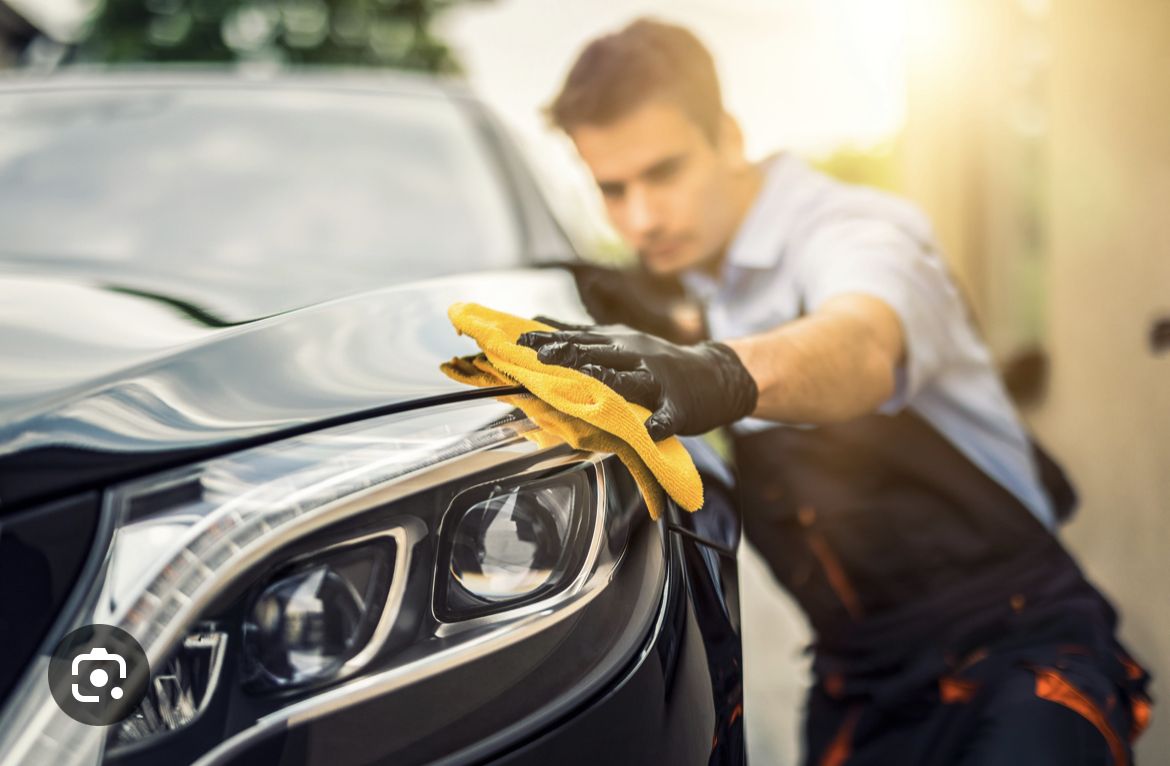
[
  {"xmin": 0, "ymin": 74, "xmax": 746, "ymax": 765},
  {"xmin": 0, "ymin": 492, "xmax": 101, "ymax": 703}
]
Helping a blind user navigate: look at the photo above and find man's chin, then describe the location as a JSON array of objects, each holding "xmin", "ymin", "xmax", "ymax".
[{"xmin": 640, "ymin": 248, "xmax": 700, "ymax": 276}]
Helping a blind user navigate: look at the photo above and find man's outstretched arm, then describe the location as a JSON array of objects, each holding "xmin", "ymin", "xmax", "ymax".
[
  {"xmin": 725, "ymin": 293, "xmax": 905, "ymax": 424},
  {"xmin": 517, "ymin": 292, "xmax": 906, "ymax": 440}
]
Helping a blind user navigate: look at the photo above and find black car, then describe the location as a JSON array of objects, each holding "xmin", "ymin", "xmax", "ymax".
[{"xmin": 0, "ymin": 71, "xmax": 745, "ymax": 766}]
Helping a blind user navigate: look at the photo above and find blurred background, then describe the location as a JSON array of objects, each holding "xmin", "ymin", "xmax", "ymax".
[{"xmin": 1, "ymin": 0, "xmax": 1166, "ymax": 762}]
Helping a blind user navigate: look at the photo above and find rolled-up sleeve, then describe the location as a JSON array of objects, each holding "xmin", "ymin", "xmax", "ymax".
[{"xmin": 794, "ymin": 217, "xmax": 964, "ymax": 413}]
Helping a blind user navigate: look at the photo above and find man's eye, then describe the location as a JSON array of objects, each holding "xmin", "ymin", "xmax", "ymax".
[
  {"xmin": 645, "ymin": 157, "xmax": 684, "ymax": 183},
  {"xmin": 599, "ymin": 183, "xmax": 624, "ymax": 200}
]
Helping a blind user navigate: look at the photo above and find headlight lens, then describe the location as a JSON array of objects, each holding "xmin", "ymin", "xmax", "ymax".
[
  {"xmin": 0, "ymin": 399, "xmax": 658, "ymax": 766},
  {"xmin": 243, "ymin": 539, "xmax": 394, "ymax": 690},
  {"xmin": 451, "ymin": 486, "xmax": 570, "ymax": 600},
  {"xmin": 443, "ymin": 468, "xmax": 592, "ymax": 614}
]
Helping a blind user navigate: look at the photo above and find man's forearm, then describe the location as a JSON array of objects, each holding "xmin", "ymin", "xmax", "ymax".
[{"xmin": 724, "ymin": 293, "xmax": 905, "ymax": 424}]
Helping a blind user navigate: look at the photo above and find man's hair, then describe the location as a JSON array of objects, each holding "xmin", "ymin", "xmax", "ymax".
[{"xmin": 547, "ymin": 18, "xmax": 724, "ymax": 142}]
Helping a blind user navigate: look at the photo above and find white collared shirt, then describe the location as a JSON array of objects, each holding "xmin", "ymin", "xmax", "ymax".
[{"xmin": 681, "ymin": 153, "xmax": 1056, "ymax": 528}]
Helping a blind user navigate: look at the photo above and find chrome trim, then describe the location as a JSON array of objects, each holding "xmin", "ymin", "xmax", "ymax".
[
  {"xmin": 339, "ymin": 526, "xmax": 416, "ymax": 676},
  {"xmin": 186, "ymin": 629, "xmax": 228, "ymax": 728},
  {"xmin": 634, "ymin": 519, "xmax": 673, "ymax": 669}
]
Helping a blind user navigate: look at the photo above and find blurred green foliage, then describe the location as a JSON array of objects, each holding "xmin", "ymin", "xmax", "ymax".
[
  {"xmin": 810, "ymin": 140, "xmax": 902, "ymax": 192},
  {"xmin": 78, "ymin": 0, "xmax": 472, "ymax": 72}
]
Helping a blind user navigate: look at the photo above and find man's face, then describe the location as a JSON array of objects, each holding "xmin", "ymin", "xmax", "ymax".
[{"xmin": 570, "ymin": 101, "xmax": 743, "ymax": 275}]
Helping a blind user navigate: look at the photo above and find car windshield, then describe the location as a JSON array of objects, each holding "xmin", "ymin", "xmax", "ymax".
[{"xmin": 0, "ymin": 83, "xmax": 525, "ymax": 315}]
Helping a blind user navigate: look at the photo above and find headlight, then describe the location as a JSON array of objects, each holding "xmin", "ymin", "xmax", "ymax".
[
  {"xmin": 0, "ymin": 398, "xmax": 663, "ymax": 766},
  {"xmin": 441, "ymin": 467, "xmax": 594, "ymax": 615},
  {"xmin": 242, "ymin": 538, "xmax": 396, "ymax": 690}
]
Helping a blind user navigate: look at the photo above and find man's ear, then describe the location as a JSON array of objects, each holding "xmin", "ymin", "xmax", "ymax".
[{"xmin": 716, "ymin": 112, "xmax": 749, "ymax": 170}]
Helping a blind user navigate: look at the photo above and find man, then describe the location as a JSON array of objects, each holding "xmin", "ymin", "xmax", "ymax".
[{"xmin": 520, "ymin": 18, "xmax": 1151, "ymax": 765}]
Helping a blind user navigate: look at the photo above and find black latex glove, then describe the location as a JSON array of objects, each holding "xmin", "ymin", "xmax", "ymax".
[
  {"xmin": 543, "ymin": 261, "xmax": 705, "ymax": 345},
  {"xmin": 518, "ymin": 321, "xmax": 758, "ymax": 441}
]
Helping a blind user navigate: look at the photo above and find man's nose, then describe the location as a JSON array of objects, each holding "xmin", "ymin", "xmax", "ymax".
[{"xmin": 624, "ymin": 184, "xmax": 660, "ymax": 239}]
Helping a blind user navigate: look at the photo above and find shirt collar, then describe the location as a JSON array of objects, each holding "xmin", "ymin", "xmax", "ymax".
[
  {"xmin": 679, "ymin": 267, "xmax": 720, "ymax": 303},
  {"xmin": 680, "ymin": 152, "xmax": 804, "ymax": 298},
  {"xmin": 723, "ymin": 151, "xmax": 803, "ymax": 271}
]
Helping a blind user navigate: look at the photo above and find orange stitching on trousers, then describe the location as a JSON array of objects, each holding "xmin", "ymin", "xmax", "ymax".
[
  {"xmin": 1130, "ymin": 696, "xmax": 1152, "ymax": 743},
  {"xmin": 805, "ymin": 529, "xmax": 863, "ymax": 620},
  {"xmin": 939, "ymin": 676, "xmax": 980, "ymax": 704},
  {"xmin": 1033, "ymin": 668, "xmax": 1127, "ymax": 766},
  {"xmin": 819, "ymin": 706, "xmax": 861, "ymax": 766}
]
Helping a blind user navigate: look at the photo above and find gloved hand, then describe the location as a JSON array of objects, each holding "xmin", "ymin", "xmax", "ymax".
[
  {"xmin": 543, "ymin": 261, "xmax": 705, "ymax": 345},
  {"xmin": 518, "ymin": 322, "xmax": 758, "ymax": 441}
]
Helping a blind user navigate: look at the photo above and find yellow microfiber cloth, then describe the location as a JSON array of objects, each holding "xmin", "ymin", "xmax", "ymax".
[{"xmin": 440, "ymin": 302, "xmax": 704, "ymax": 520}]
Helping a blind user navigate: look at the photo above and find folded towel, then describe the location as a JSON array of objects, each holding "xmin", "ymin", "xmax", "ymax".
[{"xmin": 441, "ymin": 302, "xmax": 703, "ymax": 520}]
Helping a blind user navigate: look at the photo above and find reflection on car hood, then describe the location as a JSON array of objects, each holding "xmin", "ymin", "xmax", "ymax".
[{"xmin": 0, "ymin": 268, "xmax": 590, "ymax": 510}]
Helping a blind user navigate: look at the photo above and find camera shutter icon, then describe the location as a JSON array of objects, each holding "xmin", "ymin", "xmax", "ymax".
[
  {"xmin": 70, "ymin": 647, "xmax": 127, "ymax": 703},
  {"xmin": 50, "ymin": 624, "xmax": 150, "ymax": 725}
]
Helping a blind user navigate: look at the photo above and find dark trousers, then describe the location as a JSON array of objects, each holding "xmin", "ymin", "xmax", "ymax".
[{"xmin": 804, "ymin": 643, "xmax": 1149, "ymax": 766}]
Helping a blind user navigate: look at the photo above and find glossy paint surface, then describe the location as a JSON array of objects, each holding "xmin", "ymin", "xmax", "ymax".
[{"xmin": 0, "ymin": 269, "xmax": 593, "ymax": 509}]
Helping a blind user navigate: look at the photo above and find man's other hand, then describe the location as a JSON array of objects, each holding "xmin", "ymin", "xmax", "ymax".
[{"xmin": 517, "ymin": 323, "xmax": 757, "ymax": 441}]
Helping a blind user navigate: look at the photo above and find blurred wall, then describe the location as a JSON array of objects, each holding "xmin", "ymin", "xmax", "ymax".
[
  {"xmin": 902, "ymin": 0, "xmax": 1169, "ymax": 759},
  {"xmin": 1035, "ymin": 0, "xmax": 1170, "ymax": 760},
  {"xmin": 900, "ymin": 0, "xmax": 1051, "ymax": 357}
]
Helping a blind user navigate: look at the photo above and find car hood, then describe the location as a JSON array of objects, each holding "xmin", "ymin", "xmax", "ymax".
[{"xmin": 0, "ymin": 268, "xmax": 590, "ymax": 511}]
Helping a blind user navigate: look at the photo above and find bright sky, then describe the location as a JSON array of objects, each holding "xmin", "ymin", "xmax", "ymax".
[{"xmin": 439, "ymin": 0, "xmax": 909, "ymax": 158}]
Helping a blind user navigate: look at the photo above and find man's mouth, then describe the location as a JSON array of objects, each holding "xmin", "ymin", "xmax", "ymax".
[{"xmin": 643, "ymin": 237, "xmax": 688, "ymax": 260}]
